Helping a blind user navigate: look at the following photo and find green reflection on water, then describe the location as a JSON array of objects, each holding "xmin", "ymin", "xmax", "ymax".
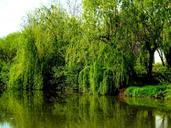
[{"xmin": 0, "ymin": 91, "xmax": 170, "ymax": 128}]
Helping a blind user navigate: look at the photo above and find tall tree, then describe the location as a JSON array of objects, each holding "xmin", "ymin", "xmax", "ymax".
[{"xmin": 125, "ymin": 0, "xmax": 170, "ymax": 80}]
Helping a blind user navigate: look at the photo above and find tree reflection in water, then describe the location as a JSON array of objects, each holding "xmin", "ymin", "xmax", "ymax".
[{"xmin": 0, "ymin": 91, "xmax": 170, "ymax": 128}]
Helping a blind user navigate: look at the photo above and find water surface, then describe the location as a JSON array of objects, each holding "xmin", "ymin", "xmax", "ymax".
[{"xmin": 0, "ymin": 91, "xmax": 171, "ymax": 128}]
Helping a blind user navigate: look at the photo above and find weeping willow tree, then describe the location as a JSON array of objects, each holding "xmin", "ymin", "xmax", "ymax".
[
  {"xmin": 134, "ymin": 0, "xmax": 170, "ymax": 80},
  {"xmin": 65, "ymin": 0, "xmax": 135, "ymax": 95},
  {"xmin": 8, "ymin": 5, "xmax": 69, "ymax": 90}
]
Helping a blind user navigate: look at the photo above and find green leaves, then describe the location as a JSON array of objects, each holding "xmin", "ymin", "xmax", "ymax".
[{"xmin": 0, "ymin": 0, "xmax": 170, "ymax": 95}]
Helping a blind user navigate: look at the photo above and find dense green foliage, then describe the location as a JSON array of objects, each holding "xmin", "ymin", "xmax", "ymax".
[{"xmin": 0, "ymin": 0, "xmax": 170, "ymax": 96}]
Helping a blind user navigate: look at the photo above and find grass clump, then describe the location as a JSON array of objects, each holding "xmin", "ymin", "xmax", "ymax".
[{"xmin": 125, "ymin": 85, "xmax": 167, "ymax": 98}]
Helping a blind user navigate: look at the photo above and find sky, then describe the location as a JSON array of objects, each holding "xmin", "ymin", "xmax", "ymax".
[
  {"xmin": 0, "ymin": 0, "xmax": 81, "ymax": 38},
  {"xmin": 0, "ymin": 0, "xmax": 50, "ymax": 37}
]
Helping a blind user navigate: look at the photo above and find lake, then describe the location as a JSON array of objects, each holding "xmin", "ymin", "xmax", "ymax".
[{"xmin": 0, "ymin": 91, "xmax": 170, "ymax": 128}]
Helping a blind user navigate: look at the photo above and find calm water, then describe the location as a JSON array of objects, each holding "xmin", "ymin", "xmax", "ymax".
[{"xmin": 0, "ymin": 91, "xmax": 171, "ymax": 128}]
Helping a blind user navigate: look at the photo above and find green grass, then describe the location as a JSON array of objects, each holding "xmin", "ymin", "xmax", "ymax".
[{"xmin": 125, "ymin": 85, "xmax": 167, "ymax": 98}]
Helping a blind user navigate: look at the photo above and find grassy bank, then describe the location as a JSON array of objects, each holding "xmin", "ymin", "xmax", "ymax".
[{"xmin": 124, "ymin": 85, "xmax": 168, "ymax": 99}]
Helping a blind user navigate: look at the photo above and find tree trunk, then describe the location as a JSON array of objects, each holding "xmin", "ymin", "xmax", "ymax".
[
  {"xmin": 157, "ymin": 49, "xmax": 165, "ymax": 66},
  {"xmin": 147, "ymin": 50, "xmax": 154, "ymax": 81}
]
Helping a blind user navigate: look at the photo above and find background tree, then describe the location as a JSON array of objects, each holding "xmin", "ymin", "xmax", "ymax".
[{"xmin": 123, "ymin": 0, "xmax": 170, "ymax": 80}]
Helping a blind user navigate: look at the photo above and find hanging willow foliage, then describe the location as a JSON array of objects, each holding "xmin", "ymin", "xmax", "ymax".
[
  {"xmin": 8, "ymin": 5, "xmax": 68, "ymax": 90},
  {"xmin": 66, "ymin": 33, "xmax": 132, "ymax": 95},
  {"xmin": 8, "ymin": 29, "xmax": 42, "ymax": 90}
]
